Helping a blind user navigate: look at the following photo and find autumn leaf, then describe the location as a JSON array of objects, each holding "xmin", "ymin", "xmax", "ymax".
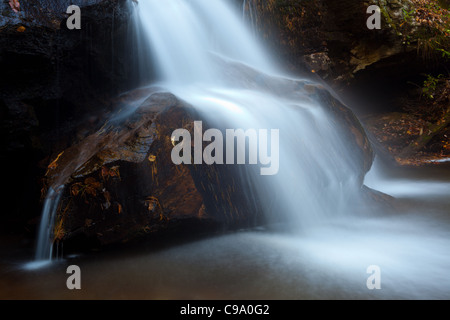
[
  {"xmin": 54, "ymin": 218, "xmax": 65, "ymax": 241},
  {"xmin": 101, "ymin": 166, "xmax": 110, "ymax": 180},
  {"xmin": 109, "ymin": 166, "xmax": 121, "ymax": 179},
  {"xmin": 101, "ymin": 165, "xmax": 121, "ymax": 180},
  {"xmin": 47, "ymin": 151, "xmax": 64, "ymax": 170},
  {"xmin": 71, "ymin": 183, "xmax": 82, "ymax": 196}
]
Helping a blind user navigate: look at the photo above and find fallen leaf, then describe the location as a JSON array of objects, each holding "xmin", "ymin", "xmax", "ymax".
[{"xmin": 47, "ymin": 151, "xmax": 64, "ymax": 170}]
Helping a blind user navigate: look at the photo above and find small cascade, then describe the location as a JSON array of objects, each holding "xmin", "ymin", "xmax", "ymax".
[
  {"xmin": 35, "ymin": 186, "xmax": 64, "ymax": 261},
  {"xmin": 242, "ymin": 0, "xmax": 258, "ymax": 37}
]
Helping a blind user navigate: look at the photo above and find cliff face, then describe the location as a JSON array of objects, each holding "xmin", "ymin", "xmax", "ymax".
[
  {"xmin": 0, "ymin": 0, "xmax": 143, "ymax": 229},
  {"xmin": 246, "ymin": 0, "xmax": 409, "ymax": 81},
  {"xmin": 246, "ymin": 0, "xmax": 447, "ymax": 112},
  {"xmin": 245, "ymin": 0, "xmax": 449, "ymax": 164}
]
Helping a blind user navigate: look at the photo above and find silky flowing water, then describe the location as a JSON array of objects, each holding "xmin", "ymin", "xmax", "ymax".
[
  {"xmin": 7, "ymin": 0, "xmax": 449, "ymax": 299},
  {"xmin": 34, "ymin": 0, "xmax": 361, "ymax": 262},
  {"xmin": 1, "ymin": 160, "xmax": 450, "ymax": 299}
]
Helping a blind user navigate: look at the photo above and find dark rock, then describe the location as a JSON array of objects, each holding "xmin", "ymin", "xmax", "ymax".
[
  {"xmin": 1, "ymin": 0, "xmax": 377, "ymax": 247},
  {"xmin": 44, "ymin": 90, "xmax": 265, "ymax": 249},
  {"xmin": 42, "ymin": 60, "xmax": 374, "ymax": 250},
  {"xmin": 0, "ymin": 0, "xmax": 152, "ymax": 227},
  {"xmin": 246, "ymin": 0, "xmax": 445, "ymax": 116},
  {"xmin": 250, "ymin": 0, "xmax": 412, "ymax": 84}
]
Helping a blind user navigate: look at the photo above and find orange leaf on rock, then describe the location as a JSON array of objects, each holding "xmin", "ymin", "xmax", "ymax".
[
  {"xmin": 110, "ymin": 166, "xmax": 121, "ymax": 178},
  {"xmin": 71, "ymin": 183, "xmax": 82, "ymax": 196},
  {"xmin": 47, "ymin": 151, "xmax": 64, "ymax": 170},
  {"xmin": 85, "ymin": 186, "xmax": 97, "ymax": 197},
  {"xmin": 101, "ymin": 166, "xmax": 110, "ymax": 179}
]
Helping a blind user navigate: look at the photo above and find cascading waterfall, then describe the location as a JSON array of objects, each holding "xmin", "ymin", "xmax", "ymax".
[
  {"xmin": 35, "ymin": 187, "xmax": 60, "ymax": 261},
  {"xmin": 135, "ymin": 0, "xmax": 276, "ymax": 83},
  {"xmin": 32, "ymin": 0, "xmax": 147, "ymax": 264},
  {"xmin": 134, "ymin": 0, "xmax": 362, "ymax": 227},
  {"xmin": 23, "ymin": 0, "xmax": 450, "ymax": 299},
  {"xmin": 33, "ymin": 0, "xmax": 362, "ymax": 263},
  {"xmin": 242, "ymin": 0, "xmax": 258, "ymax": 37},
  {"xmin": 27, "ymin": 186, "xmax": 64, "ymax": 268}
]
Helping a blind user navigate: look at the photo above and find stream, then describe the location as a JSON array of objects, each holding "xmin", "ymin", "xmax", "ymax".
[
  {"xmin": 2, "ymin": 0, "xmax": 449, "ymax": 300},
  {"xmin": 1, "ymin": 159, "xmax": 449, "ymax": 300}
]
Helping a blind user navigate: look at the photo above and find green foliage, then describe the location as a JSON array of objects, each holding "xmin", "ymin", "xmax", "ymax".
[
  {"xmin": 402, "ymin": 8, "xmax": 415, "ymax": 23},
  {"xmin": 437, "ymin": 48, "xmax": 450, "ymax": 59},
  {"xmin": 422, "ymin": 74, "xmax": 444, "ymax": 99},
  {"xmin": 380, "ymin": 0, "xmax": 450, "ymax": 60},
  {"xmin": 378, "ymin": 1, "xmax": 396, "ymax": 30}
]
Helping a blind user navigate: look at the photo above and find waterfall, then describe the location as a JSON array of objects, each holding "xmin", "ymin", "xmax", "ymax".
[
  {"xmin": 134, "ymin": 0, "xmax": 363, "ymax": 227},
  {"xmin": 34, "ymin": 186, "xmax": 63, "ymax": 262},
  {"xmin": 135, "ymin": 0, "xmax": 276, "ymax": 84},
  {"xmin": 32, "ymin": 0, "xmax": 364, "ymax": 264},
  {"xmin": 23, "ymin": 0, "xmax": 450, "ymax": 299},
  {"xmin": 242, "ymin": 0, "xmax": 258, "ymax": 37}
]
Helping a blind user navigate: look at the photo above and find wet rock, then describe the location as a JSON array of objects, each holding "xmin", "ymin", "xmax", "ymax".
[
  {"xmin": 45, "ymin": 91, "xmax": 264, "ymax": 249},
  {"xmin": 0, "ymin": 0, "xmax": 148, "ymax": 226},
  {"xmin": 255, "ymin": 0, "xmax": 415, "ymax": 79},
  {"xmin": 248, "ymin": 0, "xmax": 434, "ymax": 115},
  {"xmin": 42, "ymin": 61, "xmax": 374, "ymax": 250},
  {"xmin": 304, "ymin": 52, "xmax": 333, "ymax": 73}
]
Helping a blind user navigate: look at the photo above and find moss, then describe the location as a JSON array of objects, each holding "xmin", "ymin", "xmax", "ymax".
[
  {"xmin": 378, "ymin": 0, "xmax": 450, "ymax": 60},
  {"xmin": 378, "ymin": 0, "xmax": 397, "ymax": 31}
]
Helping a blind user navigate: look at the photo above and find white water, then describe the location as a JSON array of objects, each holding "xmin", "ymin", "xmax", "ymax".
[
  {"xmin": 10, "ymin": 160, "xmax": 450, "ymax": 298},
  {"xmin": 130, "ymin": 1, "xmax": 450, "ymax": 299},
  {"xmin": 136, "ymin": 0, "xmax": 275, "ymax": 84},
  {"xmin": 243, "ymin": 0, "xmax": 258, "ymax": 37},
  {"xmin": 32, "ymin": 0, "xmax": 364, "ymax": 262},
  {"xmin": 34, "ymin": 187, "xmax": 63, "ymax": 262},
  {"xmin": 135, "ymin": 0, "xmax": 362, "ymax": 227},
  {"xmin": 17, "ymin": 0, "xmax": 450, "ymax": 299}
]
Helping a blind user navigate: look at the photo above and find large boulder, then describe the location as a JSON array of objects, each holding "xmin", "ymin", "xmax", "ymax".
[
  {"xmin": 43, "ymin": 64, "xmax": 374, "ymax": 251},
  {"xmin": 43, "ymin": 89, "xmax": 266, "ymax": 249}
]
